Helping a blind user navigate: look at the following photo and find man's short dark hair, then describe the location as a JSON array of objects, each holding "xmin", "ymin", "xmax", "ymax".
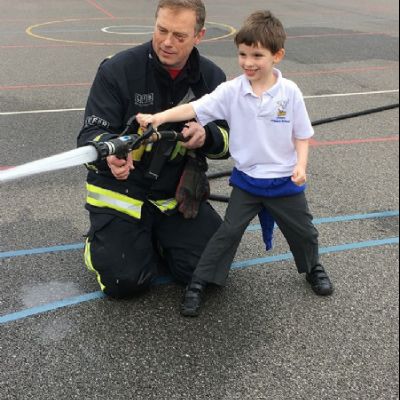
[
  {"xmin": 156, "ymin": 0, "xmax": 206, "ymax": 34},
  {"xmin": 235, "ymin": 11, "xmax": 287, "ymax": 54}
]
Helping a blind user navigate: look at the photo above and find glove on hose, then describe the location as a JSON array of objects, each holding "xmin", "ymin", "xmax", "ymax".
[{"xmin": 176, "ymin": 151, "xmax": 210, "ymax": 219}]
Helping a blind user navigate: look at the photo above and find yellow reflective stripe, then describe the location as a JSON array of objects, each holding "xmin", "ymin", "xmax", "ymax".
[
  {"xmin": 149, "ymin": 198, "xmax": 178, "ymax": 212},
  {"xmin": 145, "ymin": 143, "xmax": 153, "ymax": 152},
  {"xmin": 131, "ymin": 127, "xmax": 146, "ymax": 161},
  {"xmin": 86, "ymin": 183, "xmax": 143, "ymax": 219},
  {"xmin": 84, "ymin": 238, "xmax": 106, "ymax": 291},
  {"xmin": 85, "ymin": 163, "xmax": 98, "ymax": 172},
  {"xmin": 85, "ymin": 134, "xmax": 110, "ymax": 171},
  {"xmin": 170, "ymin": 142, "xmax": 188, "ymax": 160},
  {"xmin": 93, "ymin": 133, "xmax": 108, "ymax": 142},
  {"xmin": 207, "ymin": 126, "xmax": 229, "ymax": 159}
]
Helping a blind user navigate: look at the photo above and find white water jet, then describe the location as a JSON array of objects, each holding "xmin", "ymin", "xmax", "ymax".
[{"xmin": 0, "ymin": 146, "xmax": 98, "ymax": 184}]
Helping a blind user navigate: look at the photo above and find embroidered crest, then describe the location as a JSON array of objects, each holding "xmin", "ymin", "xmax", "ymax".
[
  {"xmin": 276, "ymin": 99, "xmax": 289, "ymax": 119},
  {"xmin": 271, "ymin": 99, "xmax": 291, "ymax": 123}
]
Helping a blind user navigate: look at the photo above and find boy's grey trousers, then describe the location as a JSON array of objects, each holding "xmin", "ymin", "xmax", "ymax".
[{"xmin": 194, "ymin": 187, "xmax": 320, "ymax": 286}]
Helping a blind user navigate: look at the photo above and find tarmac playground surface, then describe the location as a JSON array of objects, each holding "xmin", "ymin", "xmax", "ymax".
[{"xmin": 0, "ymin": 0, "xmax": 399, "ymax": 399}]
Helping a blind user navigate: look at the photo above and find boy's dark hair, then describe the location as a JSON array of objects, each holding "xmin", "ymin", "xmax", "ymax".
[
  {"xmin": 235, "ymin": 11, "xmax": 287, "ymax": 54},
  {"xmin": 156, "ymin": 0, "xmax": 206, "ymax": 34}
]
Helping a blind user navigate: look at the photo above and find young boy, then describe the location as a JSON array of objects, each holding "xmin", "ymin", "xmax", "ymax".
[{"xmin": 137, "ymin": 10, "xmax": 334, "ymax": 317}]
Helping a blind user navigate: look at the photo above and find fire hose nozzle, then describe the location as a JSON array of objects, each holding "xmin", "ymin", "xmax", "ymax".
[
  {"xmin": 91, "ymin": 126, "xmax": 186, "ymax": 160},
  {"xmin": 91, "ymin": 135, "xmax": 138, "ymax": 160}
]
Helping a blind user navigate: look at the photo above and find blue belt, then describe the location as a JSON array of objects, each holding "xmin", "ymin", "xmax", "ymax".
[{"xmin": 230, "ymin": 168, "xmax": 306, "ymax": 251}]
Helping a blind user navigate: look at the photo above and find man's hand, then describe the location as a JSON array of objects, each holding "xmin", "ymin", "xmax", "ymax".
[
  {"xmin": 107, "ymin": 153, "xmax": 134, "ymax": 181},
  {"xmin": 292, "ymin": 165, "xmax": 307, "ymax": 186},
  {"xmin": 181, "ymin": 122, "xmax": 206, "ymax": 149}
]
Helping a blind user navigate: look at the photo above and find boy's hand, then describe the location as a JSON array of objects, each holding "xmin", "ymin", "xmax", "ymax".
[
  {"xmin": 136, "ymin": 113, "xmax": 163, "ymax": 129},
  {"xmin": 292, "ymin": 165, "xmax": 307, "ymax": 186}
]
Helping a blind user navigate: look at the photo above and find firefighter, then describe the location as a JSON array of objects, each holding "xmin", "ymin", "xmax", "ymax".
[{"xmin": 77, "ymin": 0, "xmax": 229, "ymax": 300}]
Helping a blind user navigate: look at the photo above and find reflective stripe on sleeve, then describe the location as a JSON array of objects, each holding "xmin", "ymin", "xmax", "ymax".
[{"xmin": 206, "ymin": 126, "xmax": 229, "ymax": 159}]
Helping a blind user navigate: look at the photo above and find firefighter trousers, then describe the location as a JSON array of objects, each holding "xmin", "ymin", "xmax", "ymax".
[{"xmin": 84, "ymin": 201, "xmax": 222, "ymax": 299}]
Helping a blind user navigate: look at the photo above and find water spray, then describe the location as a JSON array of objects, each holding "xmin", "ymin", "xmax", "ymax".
[{"xmin": 0, "ymin": 124, "xmax": 184, "ymax": 184}]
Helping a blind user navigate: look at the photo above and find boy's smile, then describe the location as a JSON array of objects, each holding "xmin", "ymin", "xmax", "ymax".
[{"xmin": 238, "ymin": 43, "xmax": 285, "ymax": 88}]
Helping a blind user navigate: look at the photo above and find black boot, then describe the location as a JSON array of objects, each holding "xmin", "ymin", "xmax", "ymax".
[
  {"xmin": 180, "ymin": 279, "xmax": 207, "ymax": 317},
  {"xmin": 306, "ymin": 265, "xmax": 334, "ymax": 296}
]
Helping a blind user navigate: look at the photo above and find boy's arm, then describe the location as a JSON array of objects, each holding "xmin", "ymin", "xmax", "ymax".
[
  {"xmin": 137, "ymin": 103, "xmax": 197, "ymax": 129},
  {"xmin": 292, "ymin": 138, "xmax": 309, "ymax": 186}
]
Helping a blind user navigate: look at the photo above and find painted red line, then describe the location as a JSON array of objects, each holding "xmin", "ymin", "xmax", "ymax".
[
  {"xmin": 310, "ymin": 136, "xmax": 399, "ymax": 147},
  {"xmin": 0, "ymin": 43, "xmax": 113, "ymax": 49},
  {"xmin": 227, "ymin": 65, "xmax": 397, "ymax": 81},
  {"xmin": 286, "ymin": 65, "xmax": 396, "ymax": 78},
  {"xmin": 0, "ymin": 17, "xmax": 115, "ymax": 22},
  {"xmin": 1, "ymin": 30, "xmax": 398, "ymax": 50},
  {"xmin": 287, "ymin": 31, "xmax": 394, "ymax": 39},
  {"xmin": 2, "ymin": 65, "xmax": 398, "ymax": 91},
  {"xmin": 85, "ymin": 0, "xmax": 116, "ymax": 19},
  {"xmin": 0, "ymin": 83, "xmax": 91, "ymax": 91},
  {"xmin": 200, "ymin": 31, "xmax": 398, "ymax": 44},
  {"xmin": 0, "ymin": 137, "xmax": 397, "ymax": 171}
]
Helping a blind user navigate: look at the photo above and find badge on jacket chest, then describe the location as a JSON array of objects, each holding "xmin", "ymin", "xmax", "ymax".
[{"xmin": 135, "ymin": 93, "xmax": 155, "ymax": 107}]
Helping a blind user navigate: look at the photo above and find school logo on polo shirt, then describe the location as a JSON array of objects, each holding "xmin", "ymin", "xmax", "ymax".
[{"xmin": 272, "ymin": 99, "xmax": 290, "ymax": 123}]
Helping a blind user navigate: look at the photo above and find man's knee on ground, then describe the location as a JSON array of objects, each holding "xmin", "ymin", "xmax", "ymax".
[{"xmin": 102, "ymin": 274, "xmax": 152, "ymax": 299}]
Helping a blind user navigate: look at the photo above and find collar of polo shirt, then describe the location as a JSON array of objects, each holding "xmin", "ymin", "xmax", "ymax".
[{"xmin": 241, "ymin": 68, "xmax": 282, "ymax": 98}]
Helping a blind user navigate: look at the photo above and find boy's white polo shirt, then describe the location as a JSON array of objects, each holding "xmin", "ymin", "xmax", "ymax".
[{"xmin": 192, "ymin": 69, "xmax": 314, "ymax": 179}]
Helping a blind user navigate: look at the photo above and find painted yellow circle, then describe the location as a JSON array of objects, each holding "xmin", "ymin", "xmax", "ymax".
[{"xmin": 26, "ymin": 18, "xmax": 236, "ymax": 46}]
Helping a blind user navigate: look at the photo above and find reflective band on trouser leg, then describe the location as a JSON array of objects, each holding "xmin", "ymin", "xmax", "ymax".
[
  {"xmin": 84, "ymin": 238, "xmax": 106, "ymax": 292},
  {"xmin": 149, "ymin": 198, "xmax": 178, "ymax": 214},
  {"xmin": 86, "ymin": 183, "xmax": 143, "ymax": 219}
]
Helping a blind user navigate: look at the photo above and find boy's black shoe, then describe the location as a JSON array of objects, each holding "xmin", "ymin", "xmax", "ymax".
[
  {"xmin": 180, "ymin": 281, "xmax": 206, "ymax": 317},
  {"xmin": 306, "ymin": 265, "xmax": 334, "ymax": 296}
]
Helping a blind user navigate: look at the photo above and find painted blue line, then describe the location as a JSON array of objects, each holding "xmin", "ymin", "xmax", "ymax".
[
  {"xmin": 312, "ymin": 210, "xmax": 399, "ymax": 224},
  {"xmin": 1, "ymin": 211, "xmax": 398, "ymax": 260},
  {"xmin": 232, "ymin": 237, "xmax": 399, "ymax": 270},
  {"xmin": 0, "ymin": 243, "xmax": 84, "ymax": 259},
  {"xmin": 0, "ymin": 236, "xmax": 398, "ymax": 326},
  {"xmin": 246, "ymin": 210, "xmax": 399, "ymax": 232},
  {"xmin": 0, "ymin": 292, "xmax": 106, "ymax": 325}
]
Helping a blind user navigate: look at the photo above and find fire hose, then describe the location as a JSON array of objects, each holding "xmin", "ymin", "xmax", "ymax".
[{"xmin": 0, "ymin": 123, "xmax": 185, "ymax": 184}]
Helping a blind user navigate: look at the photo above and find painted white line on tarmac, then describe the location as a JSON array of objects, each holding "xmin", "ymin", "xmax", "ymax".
[
  {"xmin": 0, "ymin": 108, "xmax": 85, "ymax": 116},
  {"xmin": 0, "ymin": 90, "xmax": 398, "ymax": 116},
  {"xmin": 304, "ymin": 89, "xmax": 399, "ymax": 99}
]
